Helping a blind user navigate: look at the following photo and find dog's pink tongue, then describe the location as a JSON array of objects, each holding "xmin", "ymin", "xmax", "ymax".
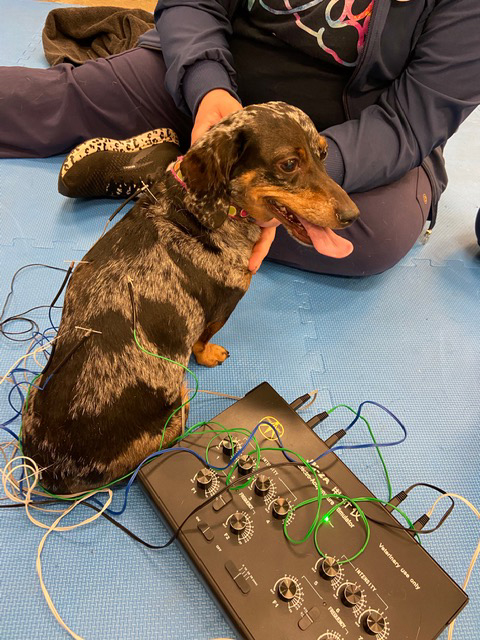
[{"xmin": 298, "ymin": 216, "xmax": 353, "ymax": 258}]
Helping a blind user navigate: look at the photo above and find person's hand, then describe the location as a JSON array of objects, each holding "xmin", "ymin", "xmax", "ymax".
[
  {"xmin": 249, "ymin": 218, "xmax": 282, "ymax": 273},
  {"xmin": 191, "ymin": 89, "xmax": 243, "ymax": 144}
]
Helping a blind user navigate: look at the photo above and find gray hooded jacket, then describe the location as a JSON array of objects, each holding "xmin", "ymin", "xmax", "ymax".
[{"xmin": 139, "ymin": 0, "xmax": 480, "ymax": 226}]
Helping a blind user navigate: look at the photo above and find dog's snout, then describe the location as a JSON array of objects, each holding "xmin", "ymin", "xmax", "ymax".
[{"xmin": 336, "ymin": 206, "xmax": 359, "ymax": 226}]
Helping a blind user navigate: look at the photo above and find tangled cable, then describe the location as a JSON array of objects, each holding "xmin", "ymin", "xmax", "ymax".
[{"xmin": 1, "ymin": 447, "xmax": 112, "ymax": 640}]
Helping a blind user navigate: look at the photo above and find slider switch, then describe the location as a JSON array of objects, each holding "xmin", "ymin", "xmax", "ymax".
[
  {"xmin": 197, "ymin": 520, "xmax": 214, "ymax": 542},
  {"xmin": 225, "ymin": 560, "xmax": 250, "ymax": 594}
]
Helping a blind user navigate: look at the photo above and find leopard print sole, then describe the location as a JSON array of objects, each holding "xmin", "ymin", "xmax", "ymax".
[{"xmin": 60, "ymin": 128, "xmax": 179, "ymax": 179}]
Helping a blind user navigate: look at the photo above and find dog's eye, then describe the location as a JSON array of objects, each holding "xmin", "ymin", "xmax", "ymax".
[
  {"xmin": 279, "ymin": 158, "xmax": 299, "ymax": 173},
  {"xmin": 319, "ymin": 147, "xmax": 328, "ymax": 161}
]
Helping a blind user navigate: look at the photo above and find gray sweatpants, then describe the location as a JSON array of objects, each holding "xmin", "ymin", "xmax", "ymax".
[{"xmin": 0, "ymin": 48, "xmax": 432, "ymax": 276}]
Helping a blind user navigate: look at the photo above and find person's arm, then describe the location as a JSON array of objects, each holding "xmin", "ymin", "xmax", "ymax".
[
  {"xmin": 154, "ymin": 0, "xmax": 242, "ymax": 117},
  {"xmin": 323, "ymin": 0, "xmax": 480, "ymax": 192},
  {"xmin": 155, "ymin": 0, "xmax": 274, "ymax": 273},
  {"xmin": 248, "ymin": 0, "xmax": 480, "ymax": 270}
]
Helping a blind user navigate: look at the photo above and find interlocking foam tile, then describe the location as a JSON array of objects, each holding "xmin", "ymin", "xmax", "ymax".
[
  {"xmin": 0, "ymin": 157, "xmax": 121, "ymax": 251},
  {"xmin": 2, "ymin": 2, "xmax": 51, "ymax": 68},
  {"xmin": 1, "ymin": 2, "xmax": 479, "ymax": 639}
]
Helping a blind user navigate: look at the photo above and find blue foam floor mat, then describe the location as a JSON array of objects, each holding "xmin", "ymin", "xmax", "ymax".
[{"xmin": 0, "ymin": 2, "xmax": 479, "ymax": 639}]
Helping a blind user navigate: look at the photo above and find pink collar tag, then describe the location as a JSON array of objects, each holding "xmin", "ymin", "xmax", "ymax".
[{"xmin": 169, "ymin": 155, "xmax": 187, "ymax": 190}]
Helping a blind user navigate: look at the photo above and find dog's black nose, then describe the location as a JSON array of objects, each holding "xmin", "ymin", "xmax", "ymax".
[{"xmin": 336, "ymin": 207, "xmax": 359, "ymax": 226}]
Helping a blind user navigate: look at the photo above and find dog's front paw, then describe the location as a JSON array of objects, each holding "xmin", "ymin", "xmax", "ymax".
[{"xmin": 193, "ymin": 343, "xmax": 230, "ymax": 367}]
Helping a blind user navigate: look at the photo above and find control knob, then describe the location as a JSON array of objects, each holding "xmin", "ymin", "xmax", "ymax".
[
  {"xmin": 238, "ymin": 454, "xmax": 255, "ymax": 475},
  {"xmin": 272, "ymin": 497, "xmax": 292, "ymax": 520},
  {"xmin": 319, "ymin": 556, "xmax": 340, "ymax": 580},
  {"xmin": 363, "ymin": 611, "xmax": 386, "ymax": 635},
  {"xmin": 340, "ymin": 583, "xmax": 363, "ymax": 608},
  {"xmin": 229, "ymin": 512, "xmax": 248, "ymax": 535},
  {"xmin": 221, "ymin": 438, "xmax": 238, "ymax": 457},
  {"xmin": 254, "ymin": 474, "xmax": 271, "ymax": 496},
  {"xmin": 277, "ymin": 577, "xmax": 297, "ymax": 602},
  {"xmin": 196, "ymin": 467, "xmax": 214, "ymax": 490}
]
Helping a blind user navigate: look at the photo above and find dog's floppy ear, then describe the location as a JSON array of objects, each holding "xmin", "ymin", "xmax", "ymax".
[{"xmin": 180, "ymin": 120, "xmax": 249, "ymax": 230}]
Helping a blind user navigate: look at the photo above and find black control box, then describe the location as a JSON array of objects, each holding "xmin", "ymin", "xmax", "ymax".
[{"xmin": 139, "ymin": 382, "xmax": 468, "ymax": 640}]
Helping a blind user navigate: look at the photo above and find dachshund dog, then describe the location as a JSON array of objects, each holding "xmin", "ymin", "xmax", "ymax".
[{"xmin": 22, "ymin": 102, "xmax": 359, "ymax": 493}]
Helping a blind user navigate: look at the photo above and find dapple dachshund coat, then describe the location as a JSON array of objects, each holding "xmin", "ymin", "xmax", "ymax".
[{"xmin": 22, "ymin": 102, "xmax": 358, "ymax": 493}]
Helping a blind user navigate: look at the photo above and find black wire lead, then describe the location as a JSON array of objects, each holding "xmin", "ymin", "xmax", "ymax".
[{"xmin": 0, "ymin": 263, "xmax": 68, "ymax": 341}]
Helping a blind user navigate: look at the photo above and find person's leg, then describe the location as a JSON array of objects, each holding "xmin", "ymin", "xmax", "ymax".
[
  {"xmin": 267, "ymin": 166, "xmax": 432, "ymax": 276},
  {"xmin": 0, "ymin": 48, "xmax": 192, "ymax": 159}
]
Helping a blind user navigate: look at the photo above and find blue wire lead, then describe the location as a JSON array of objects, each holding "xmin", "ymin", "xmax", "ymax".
[{"xmin": 104, "ymin": 401, "xmax": 408, "ymax": 516}]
